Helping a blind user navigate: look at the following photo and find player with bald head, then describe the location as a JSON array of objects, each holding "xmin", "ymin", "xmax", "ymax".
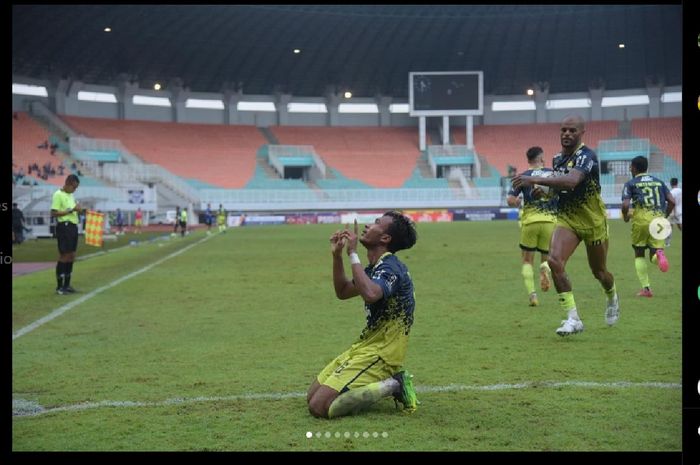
[{"xmin": 513, "ymin": 115, "xmax": 619, "ymax": 336}]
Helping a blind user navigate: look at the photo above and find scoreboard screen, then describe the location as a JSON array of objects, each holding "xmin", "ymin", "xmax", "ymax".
[{"xmin": 409, "ymin": 71, "xmax": 483, "ymax": 116}]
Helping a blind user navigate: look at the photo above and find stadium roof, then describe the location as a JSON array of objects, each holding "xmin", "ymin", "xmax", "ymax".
[{"xmin": 12, "ymin": 4, "xmax": 682, "ymax": 98}]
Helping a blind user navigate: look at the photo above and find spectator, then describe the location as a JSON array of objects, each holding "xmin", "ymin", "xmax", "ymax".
[
  {"xmin": 134, "ymin": 207, "xmax": 143, "ymax": 234},
  {"xmin": 115, "ymin": 208, "xmax": 125, "ymax": 235},
  {"xmin": 173, "ymin": 206, "xmax": 181, "ymax": 235},
  {"xmin": 179, "ymin": 207, "xmax": 188, "ymax": 237},
  {"xmin": 205, "ymin": 203, "xmax": 214, "ymax": 235},
  {"xmin": 217, "ymin": 204, "xmax": 227, "ymax": 233},
  {"xmin": 12, "ymin": 203, "xmax": 26, "ymax": 244},
  {"xmin": 667, "ymin": 178, "xmax": 682, "ymax": 247}
]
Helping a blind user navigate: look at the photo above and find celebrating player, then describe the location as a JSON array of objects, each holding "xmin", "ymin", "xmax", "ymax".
[
  {"xmin": 307, "ymin": 211, "xmax": 419, "ymax": 418},
  {"xmin": 507, "ymin": 146, "xmax": 556, "ymax": 307},
  {"xmin": 513, "ymin": 115, "xmax": 619, "ymax": 335},
  {"xmin": 621, "ymin": 156, "xmax": 675, "ymax": 297}
]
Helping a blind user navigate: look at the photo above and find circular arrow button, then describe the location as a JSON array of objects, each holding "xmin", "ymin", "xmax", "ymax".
[{"xmin": 649, "ymin": 217, "xmax": 672, "ymax": 240}]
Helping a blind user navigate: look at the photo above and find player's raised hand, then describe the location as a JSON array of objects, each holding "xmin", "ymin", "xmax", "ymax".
[
  {"xmin": 345, "ymin": 219, "xmax": 359, "ymax": 254},
  {"xmin": 330, "ymin": 230, "xmax": 346, "ymax": 256}
]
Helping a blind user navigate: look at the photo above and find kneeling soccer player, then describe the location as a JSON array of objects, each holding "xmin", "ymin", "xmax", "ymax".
[{"xmin": 307, "ymin": 211, "xmax": 419, "ymax": 419}]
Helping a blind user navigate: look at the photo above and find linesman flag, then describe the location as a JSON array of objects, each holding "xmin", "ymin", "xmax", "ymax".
[{"xmin": 84, "ymin": 210, "xmax": 105, "ymax": 247}]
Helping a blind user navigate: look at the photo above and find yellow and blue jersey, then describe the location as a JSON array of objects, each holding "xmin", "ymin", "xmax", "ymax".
[
  {"xmin": 552, "ymin": 144, "xmax": 607, "ymax": 230},
  {"xmin": 622, "ymin": 173, "xmax": 670, "ymax": 225},
  {"xmin": 508, "ymin": 168, "xmax": 557, "ymax": 225},
  {"xmin": 350, "ymin": 252, "xmax": 415, "ymax": 367}
]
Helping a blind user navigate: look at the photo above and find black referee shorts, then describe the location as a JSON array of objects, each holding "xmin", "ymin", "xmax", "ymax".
[{"xmin": 56, "ymin": 221, "xmax": 78, "ymax": 254}]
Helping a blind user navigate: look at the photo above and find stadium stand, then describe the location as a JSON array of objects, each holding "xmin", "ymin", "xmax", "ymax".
[
  {"xmin": 453, "ymin": 120, "xmax": 619, "ymax": 177},
  {"xmin": 630, "ymin": 117, "xmax": 681, "ymax": 164},
  {"xmin": 269, "ymin": 126, "xmax": 421, "ymax": 188},
  {"xmin": 12, "ymin": 112, "xmax": 71, "ymax": 186},
  {"xmin": 62, "ymin": 116, "xmax": 263, "ymax": 189}
]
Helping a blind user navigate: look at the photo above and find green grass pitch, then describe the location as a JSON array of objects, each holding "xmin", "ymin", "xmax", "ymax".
[{"xmin": 12, "ymin": 220, "xmax": 681, "ymax": 451}]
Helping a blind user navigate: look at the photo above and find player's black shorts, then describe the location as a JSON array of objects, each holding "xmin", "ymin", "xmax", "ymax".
[{"xmin": 56, "ymin": 221, "xmax": 78, "ymax": 254}]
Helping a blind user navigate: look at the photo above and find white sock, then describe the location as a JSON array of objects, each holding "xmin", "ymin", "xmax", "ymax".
[
  {"xmin": 568, "ymin": 308, "xmax": 580, "ymax": 321},
  {"xmin": 381, "ymin": 377, "xmax": 400, "ymax": 396}
]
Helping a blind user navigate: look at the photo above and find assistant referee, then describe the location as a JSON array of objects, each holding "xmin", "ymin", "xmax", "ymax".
[{"xmin": 51, "ymin": 174, "xmax": 83, "ymax": 294}]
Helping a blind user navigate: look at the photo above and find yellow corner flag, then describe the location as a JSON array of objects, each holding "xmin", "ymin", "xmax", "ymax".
[{"xmin": 85, "ymin": 210, "xmax": 105, "ymax": 247}]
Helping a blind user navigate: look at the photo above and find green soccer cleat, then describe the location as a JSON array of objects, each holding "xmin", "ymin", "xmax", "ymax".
[{"xmin": 392, "ymin": 370, "xmax": 419, "ymax": 412}]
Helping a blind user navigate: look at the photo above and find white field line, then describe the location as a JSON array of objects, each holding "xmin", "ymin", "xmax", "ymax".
[
  {"xmin": 75, "ymin": 233, "xmax": 175, "ymax": 261},
  {"xmin": 12, "ymin": 380, "xmax": 681, "ymax": 418},
  {"xmin": 12, "ymin": 234, "xmax": 213, "ymax": 341}
]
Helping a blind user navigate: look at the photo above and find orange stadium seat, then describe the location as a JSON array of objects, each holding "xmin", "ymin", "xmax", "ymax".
[
  {"xmin": 12, "ymin": 112, "xmax": 70, "ymax": 186},
  {"xmin": 270, "ymin": 126, "xmax": 420, "ymax": 188},
  {"xmin": 62, "ymin": 116, "xmax": 265, "ymax": 189},
  {"xmin": 630, "ymin": 117, "xmax": 681, "ymax": 164},
  {"xmin": 453, "ymin": 121, "xmax": 619, "ymax": 176}
]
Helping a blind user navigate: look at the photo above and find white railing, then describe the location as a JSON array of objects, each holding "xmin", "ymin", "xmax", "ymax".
[
  {"xmin": 15, "ymin": 183, "xmax": 630, "ymax": 213},
  {"xmin": 199, "ymin": 187, "xmax": 505, "ymax": 211},
  {"xmin": 266, "ymin": 149, "xmax": 284, "ymax": 177},
  {"xmin": 98, "ymin": 164, "xmax": 200, "ymax": 203},
  {"xmin": 70, "ymin": 136, "xmax": 122, "ymax": 152},
  {"xmin": 12, "ymin": 184, "xmax": 158, "ymax": 212},
  {"xmin": 473, "ymin": 151, "xmax": 482, "ymax": 178},
  {"xmin": 197, "ymin": 184, "xmax": 629, "ymax": 210},
  {"xmin": 310, "ymin": 151, "xmax": 327, "ymax": 178},
  {"xmin": 13, "ymin": 185, "xmax": 131, "ymax": 202},
  {"xmin": 447, "ymin": 167, "xmax": 473, "ymax": 198}
]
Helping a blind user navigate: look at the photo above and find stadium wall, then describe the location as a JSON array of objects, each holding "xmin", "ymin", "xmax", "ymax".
[{"xmin": 12, "ymin": 75, "xmax": 681, "ymax": 127}]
